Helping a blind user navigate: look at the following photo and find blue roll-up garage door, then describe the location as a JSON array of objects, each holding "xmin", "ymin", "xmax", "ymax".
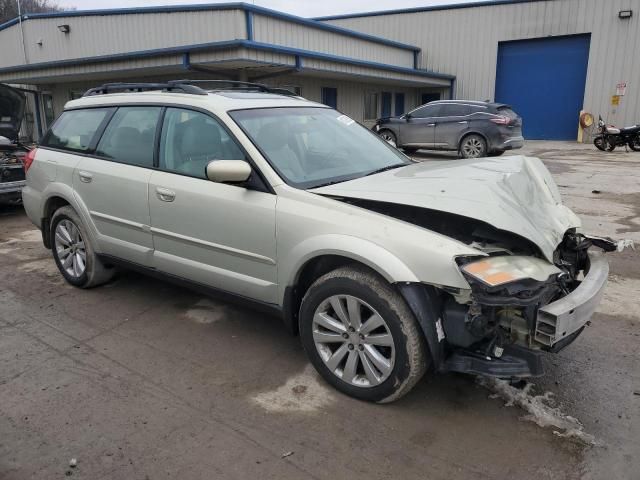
[{"xmin": 495, "ymin": 35, "xmax": 590, "ymax": 140}]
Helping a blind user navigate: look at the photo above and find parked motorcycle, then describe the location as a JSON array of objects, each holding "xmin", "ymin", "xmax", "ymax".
[{"xmin": 594, "ymin": 115, "xmax": 640, "ymax": 151}]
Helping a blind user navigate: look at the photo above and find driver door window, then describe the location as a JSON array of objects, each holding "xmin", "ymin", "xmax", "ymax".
[{"xmin": 159, "ymin": 108, "xmax": 244, "ymax": 179}]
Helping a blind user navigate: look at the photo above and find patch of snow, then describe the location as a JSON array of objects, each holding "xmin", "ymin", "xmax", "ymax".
[
  {"xmin": 478, "ymin": 376, "xmax": 597, "ymax": 446},
  {"xmin": 251, "ymin": 365, "xmax": 335, "ymax": 413}
]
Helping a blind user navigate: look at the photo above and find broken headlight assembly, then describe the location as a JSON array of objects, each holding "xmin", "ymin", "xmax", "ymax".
[
  {"xmin": 458, "ymin": 255, "xmax": 562, "ymax": 306},
  {"xmin": 442, "ymin": 255, "xmax": 565, "ymax": 353}
]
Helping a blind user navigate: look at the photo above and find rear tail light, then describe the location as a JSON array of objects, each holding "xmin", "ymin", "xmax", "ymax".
[
  {"xmin": 22, "ymin": 148, "xmax": 37, "ymax": 173},
  {"xmin": 490, "ymin": 115, "xmax": 511, "ymax": 125}
]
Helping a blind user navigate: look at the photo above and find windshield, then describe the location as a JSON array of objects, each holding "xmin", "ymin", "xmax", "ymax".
[{"xmin": 229, "ymin": 107, "xmax": 410, "ymax": 188}]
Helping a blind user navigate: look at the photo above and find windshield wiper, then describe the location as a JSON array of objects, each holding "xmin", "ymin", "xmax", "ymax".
[{"xmin": 363, "ymin": 163, "xmax": 405, "ymax": 177}]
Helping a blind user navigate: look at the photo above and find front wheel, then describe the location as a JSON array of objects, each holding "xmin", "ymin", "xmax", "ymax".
[
  {"xmin": 378, "ymin": 129, "xmax": 397, "ymax": 148},
  {"xmin": 594, "ymin": 136, "xmax": 607, "ymax": 151},
  {"xmin": 299, "ymin": 266, "xmax": 428, "ymax": 403},
  {"xmin": 629, "ymin": 135, "xmax": 640, "ymax": 152},
  {"xmin": 459, "ymin": 134, "xmax": 487, "ymax": 159}
]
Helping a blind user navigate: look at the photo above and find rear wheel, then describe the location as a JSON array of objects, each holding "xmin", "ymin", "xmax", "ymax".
[
  {"xmin": 459, "ymin": 134, "xmax": 487, "ymax": 159},
  {"xmin": 299, "ymin": 266, "xmax": 428, "ymax": 403},
  {"xmin": 51, "ymin": 206, "xmax": 115, "ymax": 288},
  {"xmin": 378, "ymin": 130, "xmax": 397, "ymax": 148},
  {"xmin": 629, "ymin": 135, "xmax": 640, "ymax": 152}
]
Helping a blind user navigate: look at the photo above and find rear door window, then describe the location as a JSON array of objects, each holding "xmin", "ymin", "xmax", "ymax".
[
  {"xmin": 41, "ymin": 108, "xmax": 113, "ymax": 152},
  {"xmin": 439, "ymin": 104, "xmax": 470, "ymax": 117},
  {"xmin": 95, "ymin": 106, "xmax": 162, "ymax": 168}
]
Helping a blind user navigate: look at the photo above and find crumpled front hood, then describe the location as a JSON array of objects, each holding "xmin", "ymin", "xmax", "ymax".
[{"xmin": 310, "ymin": 156, "xmax": 580, "ymax": 261}]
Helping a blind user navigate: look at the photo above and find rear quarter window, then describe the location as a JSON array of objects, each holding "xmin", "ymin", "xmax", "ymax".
[{"xmin": 41, "ymin": 108, "xmax": 113, "ymax": 152}]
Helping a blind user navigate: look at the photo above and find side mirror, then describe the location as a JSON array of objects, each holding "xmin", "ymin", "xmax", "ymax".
[
  {"xmin": 403, "ymin": 113, "xmax": 412, "ymax": 120},
  {"xmin": 206, "ymin": 160, "xmax": 252, "ymax": 184}
]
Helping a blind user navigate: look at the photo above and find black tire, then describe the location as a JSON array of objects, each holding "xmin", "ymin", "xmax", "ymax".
[
  {"xmin": 606, "ymin": 142, "xmax": 616, "ymax": 152},
  {"xmin": 459, "ymin": 134, "xmax": 487, "ymax": 159},
  {"xmin": 594, "ymin": 136, "xmax": 607, "ymax": 151},
  {"xmin": 489, "ymin": 150, "xmax": 505, "ymax": 157},
  {"xmin": 630, "ymin": 135, "xmax": 640, "ymax": 152},
  {"xmin": 50, "ymin": 206, "xmax": 116, "ymax": 288},
  {"xmin": 378, "ymin": 129, "xmax": 398, "ymax": 148},
  {"xmin": 299, "ymin": 265, "xmax": 428, "ymax": 403}
]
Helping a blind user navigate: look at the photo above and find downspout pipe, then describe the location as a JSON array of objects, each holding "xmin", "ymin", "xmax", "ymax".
[{"xmin": 17, "ymin": 1, "xmax": 28, "ymax": 64}]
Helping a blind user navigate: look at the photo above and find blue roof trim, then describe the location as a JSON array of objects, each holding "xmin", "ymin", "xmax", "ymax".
[
  {"xmin": 0, "ymin": 2, "xmax": 421, "ymax": 52},
  {"xmin": 314, "ymin": 0, "xmax": 552, "ymax": 21},
  {"xmin": 0, "ymin": 38, "xmax": 454, "ymax": 81}
]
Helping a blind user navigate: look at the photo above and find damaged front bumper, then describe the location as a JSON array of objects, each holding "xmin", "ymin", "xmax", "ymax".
[{"xmin": 535, "ymin": 252, "xmax": 608, "ymax": 351}]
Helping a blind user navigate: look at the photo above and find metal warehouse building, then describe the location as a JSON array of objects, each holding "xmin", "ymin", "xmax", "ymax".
[
  {"xmin": 318, "ymin": 0, "xmax": 640, "ymax": 140},
  {"xmin": 1, "ymin": 0, "xmax": 639, "ymax": 141}
]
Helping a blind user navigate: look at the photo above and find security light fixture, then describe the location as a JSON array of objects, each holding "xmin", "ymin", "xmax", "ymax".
[
  {"xmin": 618, "ymin": 10, "xmax": 633, "ymax": 19},
  {"xmin": 57, "ymin": 24, "xmax": 70, "ymax": 33}
]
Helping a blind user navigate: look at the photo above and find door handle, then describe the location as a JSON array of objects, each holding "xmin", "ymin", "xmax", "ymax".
[
  {"xmin": 78, "ymin": 171, "xmax": 93, "ymax": 183},
  {"xmin": 156, "ymin": 187, "xmax": 176, "ymax": 202},
  {"xmin": 457, "ymin": 121, "xmax": 468, "ymax": 124},
  {"xmin": 427, "ymin": 123, "xmax": 435, "ymax": 127}
]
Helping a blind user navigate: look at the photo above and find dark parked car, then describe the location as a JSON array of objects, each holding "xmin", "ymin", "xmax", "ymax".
[{"xmin": 373, "ymin": 100, "xmax": 524, "ymax": 158}]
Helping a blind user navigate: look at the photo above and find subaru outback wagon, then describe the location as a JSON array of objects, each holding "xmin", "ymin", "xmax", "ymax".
[
  {"xmin": 23, "ymin": 81, "xmax": 617, "ymax": 403},
  {"xmin": 374, "ymin": 100, "xmax": 524, "ymax": 158}
]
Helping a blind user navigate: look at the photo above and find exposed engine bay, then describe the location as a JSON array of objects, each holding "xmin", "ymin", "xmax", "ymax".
[{"xmin": 337, "ymin": 198, "xmax": 626, "ymax": 377}]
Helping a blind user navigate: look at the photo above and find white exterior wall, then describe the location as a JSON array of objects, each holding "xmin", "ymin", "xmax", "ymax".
[
  {"xmin": 252, "ymin": 14, "xmax": 415, "ymax": 68},
  {"xmin": 324, "ymin": 0, "xmax": 640, "ymax": 127},
  {"xmin": 0, "ymin": 10, "xmax": 246, "ymax": 69}
]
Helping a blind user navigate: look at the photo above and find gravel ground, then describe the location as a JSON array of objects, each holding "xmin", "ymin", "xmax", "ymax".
[{"xmin": 0, "ymin": 140, "xmax": 638, "ymax": 479}]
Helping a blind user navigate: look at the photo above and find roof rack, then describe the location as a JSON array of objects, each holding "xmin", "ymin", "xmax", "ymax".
[
  {"xmin": 83, "ymin": 80, "xmax": 299, "ymax": 98},
  {"xmin": 83, "ymin": 81, "xmax": 208, "ymax": 97},
  {"xmin": 169, "ymin": 80, "xmax": 299, "ymax": 97}
]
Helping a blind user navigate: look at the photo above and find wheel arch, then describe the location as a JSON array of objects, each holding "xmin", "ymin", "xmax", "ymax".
[
  {"xmin": 458, "ymin": 130, "xmax": 489, "ymax": 152},
  {"xmin": 279, "ymin": 237, "xmax": 421, "ymax": 335},
  {"xmin": 40, "ymin": 185, "xmax": 97, "ymax": 250}
]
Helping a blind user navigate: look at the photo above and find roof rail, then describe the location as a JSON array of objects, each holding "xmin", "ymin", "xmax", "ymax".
[
  {"xmin": 83, "ymin": 81, "xmax": 208, "ymax": 96},
  {"xmin": 83, "ymin": 80, "xmax": 299, "ymax": 97},
  {"xmin": 169, "ymin": 80, "xmax": 299, "ymax": 96}
]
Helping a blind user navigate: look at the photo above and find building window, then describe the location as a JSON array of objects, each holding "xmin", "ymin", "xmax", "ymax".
[
  {"xmin": 42, "ymin": 93, "xmax": 55, "ymax": 127},
  {"xmin": 321, "ymin": 87, "xmax": 337, "ymax": 109},
  {"xmin": 69, "ymin": 90, "xmax": 84, "ymax": 100},
  {"xmin": 282, "ymin": 85, "xmax": 302, "ymax": 96},
  {"xmin": 395, "ymin": 93, "xmax": 405, "ymax": 116},
  {"xmin": 364, "ymin": 92, "xmax": 379, "ymax": 120},
  {"xmin": 381, "ymin": 92, "xmax": 392, "ymax": 118}
]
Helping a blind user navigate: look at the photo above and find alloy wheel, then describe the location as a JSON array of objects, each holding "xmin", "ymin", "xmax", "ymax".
[
  {"xmin": 462, "ymin": 137, "xmax": 484, "ymax": 158},
  {"xmin": 54, "ymin": 219, "xmax": 87, "ymax": 278},
  {"xmin": 312, "ymin": 294, "xmax": 395, "ymax": 388},
  {"xmin": 380, "ymin": 132, "xmax": 397, "ymax": 147}
]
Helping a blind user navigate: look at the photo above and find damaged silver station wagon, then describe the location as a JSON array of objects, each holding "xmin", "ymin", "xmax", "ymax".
[{"xmin": 23, "ymin": 81, "xmax": 623, "ymax": 403}]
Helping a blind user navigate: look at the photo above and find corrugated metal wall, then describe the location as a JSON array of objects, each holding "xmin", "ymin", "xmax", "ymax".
[
  {"xmin": 252, "ymin": 14, "xmax": 414, "ymax": 68},
  {"xmin": 0, "ymin": 10, "xmax": 247, "ymax": 69},
  {"xmin": 324, "ymin": 0, "xmax": 640, "ymax": 127}
]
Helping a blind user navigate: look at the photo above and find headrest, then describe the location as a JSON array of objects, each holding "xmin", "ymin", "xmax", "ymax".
[
  {"xmin": 110, "ymin": 126, "xmax": 141, "ymax": 147},
  {"xmin": 179, "ymin": 118, "xmax": 221, "ymax": 158}
]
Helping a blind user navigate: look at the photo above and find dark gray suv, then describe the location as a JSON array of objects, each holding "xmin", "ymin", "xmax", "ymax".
[{"xmin": 373, "ymin": 100, "xmax": 523, "ymax": 158}]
